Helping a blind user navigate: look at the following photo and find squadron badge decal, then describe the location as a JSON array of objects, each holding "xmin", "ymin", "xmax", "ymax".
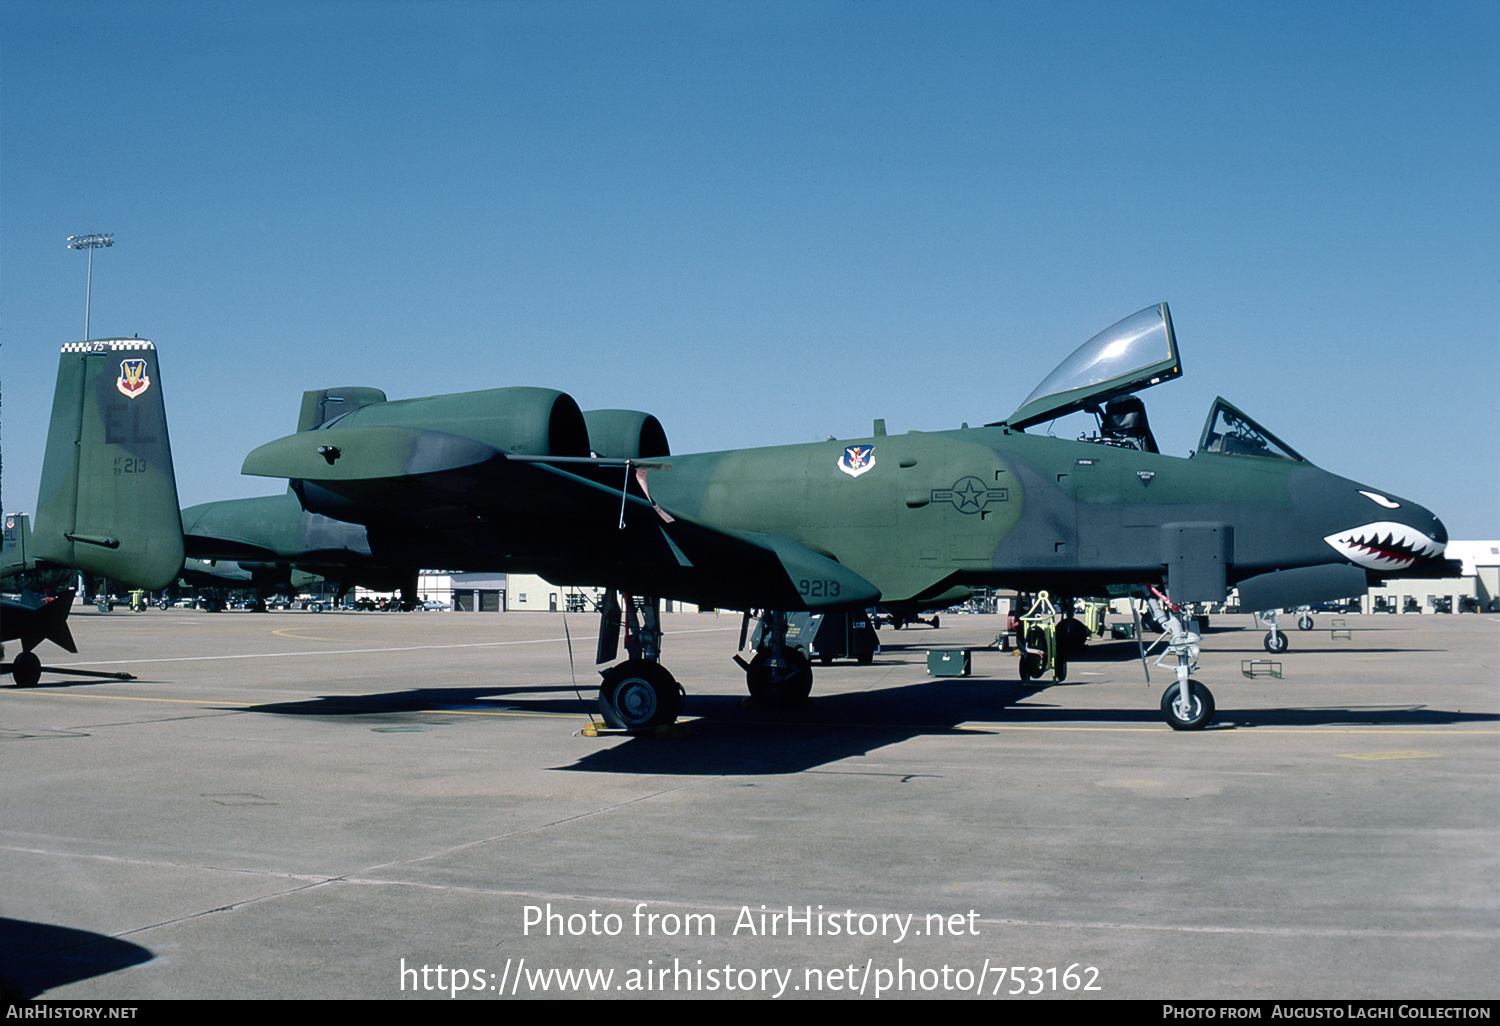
[
  {"xmin": 837, "ymin": 444, "xmax": 876, "ymax": 478},
  {"xmin": 117, "ymin": 358, "xmax": 151, "ymax": 398}
]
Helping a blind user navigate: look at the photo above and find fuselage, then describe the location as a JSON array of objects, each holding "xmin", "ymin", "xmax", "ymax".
[{"xmin": 645, "ymin": 424, "xmax": 1447, "ymax": 605}]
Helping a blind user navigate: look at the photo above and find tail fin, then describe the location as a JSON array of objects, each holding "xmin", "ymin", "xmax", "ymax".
[
  {"xmin": 31, "ymin": 340, "xmax": 185, "ymax": 589},
  {"xmin": 2, "ymin": 512, "xmax": 34, "ymax": 578},
  {"xmin": 297, "ymin": 387, "xmax": 387, "ymax": 432}
]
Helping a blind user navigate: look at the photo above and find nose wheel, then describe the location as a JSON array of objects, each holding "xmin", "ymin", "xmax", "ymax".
[
  {"xmin": 1161, "ymin": 679, "xmax": 1215, "ymax": 731},
  {"xmin": 1145, "ymin": 589, "xmax": 1216, "ymax": 730}
]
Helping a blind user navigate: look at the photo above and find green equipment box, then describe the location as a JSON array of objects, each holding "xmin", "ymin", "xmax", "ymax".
[{"xmin": 927, "ymin": 649, "xmax": 972, "ymax": 676}]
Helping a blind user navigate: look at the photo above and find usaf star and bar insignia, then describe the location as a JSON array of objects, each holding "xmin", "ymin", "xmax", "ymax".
[{"xmin": 932, "ymin": 476, "xmax": 1008, "ymax": 514}]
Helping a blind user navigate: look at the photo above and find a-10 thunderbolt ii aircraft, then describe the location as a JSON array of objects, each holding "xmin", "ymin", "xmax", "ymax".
[
  {"xmin": 25, "ymin": 305, "xmax": 1451, "ymax": 728},
  {"xmin": 220, "ymin": 302, "xmax": 1449, "ymax": 731}
]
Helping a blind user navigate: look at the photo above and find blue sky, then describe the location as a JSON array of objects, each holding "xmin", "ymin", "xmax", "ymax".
[{"xmin": 3, "ymin": 0, "xmax": 1496, "ymax": 538}]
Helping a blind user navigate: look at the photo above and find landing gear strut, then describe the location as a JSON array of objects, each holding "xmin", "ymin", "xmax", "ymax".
[
  {"xmin": 1259, "ymin": 610, "xmax": 1289, "ymax": 653},
  {"xmin": 1145, "ymin": 588, "xmax": 1214, "ymax": 730},
  {"xmin": 595, "ymin": 591, "xmax": 680, "ymax": 730}
]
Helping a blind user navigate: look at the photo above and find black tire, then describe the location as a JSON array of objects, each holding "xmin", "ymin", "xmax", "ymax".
[
  {"xmin": 1053, "ymin": 642, "xmax": 1067, "ymax": 683},
  {"xmin": 1057, "ymin": 616, "xmax": 1088, "ymax": 654},
  {"xmin": 12, "ymin": 651, "xmax": 42, "ymax": 688},
  {"xmin": 745, "ymin": 648, "xmax": 813, "ymax": 703},
  {"xmin": 1297, "ymin": 614, "xmax": 1314, "ymax": 631},
  {"xmin": 598, "ymin": 660, "xmax": 680, "ymax": 730},
  {"xmin": 1264, "ymin": 631, "xmax": 1289, "ymax": 653},
  {"xmin": 1160, "ymin": 679, "xmax": 1215, "ymax": 730}
]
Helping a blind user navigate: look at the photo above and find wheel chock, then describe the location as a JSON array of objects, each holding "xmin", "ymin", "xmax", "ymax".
[{"xmin": 581, "ymin": 719, "xmax": 695, "ymax": 739}]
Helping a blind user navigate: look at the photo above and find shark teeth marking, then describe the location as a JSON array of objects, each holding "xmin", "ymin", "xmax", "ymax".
[{"xmin": 1324, "ymin": 521, "xmax": 1443, "ymax": 571}]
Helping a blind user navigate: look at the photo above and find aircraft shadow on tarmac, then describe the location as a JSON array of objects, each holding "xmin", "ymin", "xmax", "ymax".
[
  {"xmin": 241, "ymin": 684, "xmax": 590, "ymax": 723},
  {"xmin": 0, "ymin": 917, "xmax": 153, "ymax": 1001},
  {"xmin": 223, "ymin": 671, "xmax": 1495, "ymax": 776},
  {"xmin": 557, "ymin": 676, "xmax": 1499, "ymax": 776}
]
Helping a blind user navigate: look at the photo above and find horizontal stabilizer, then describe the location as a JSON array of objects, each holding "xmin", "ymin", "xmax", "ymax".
[
  {"xmin": 1, "ymin": 589, "xmax": 78, "ymax": 653},
  {"xmin": 243, "ymin": 426, "xmax": 500, "ymax": 482}
]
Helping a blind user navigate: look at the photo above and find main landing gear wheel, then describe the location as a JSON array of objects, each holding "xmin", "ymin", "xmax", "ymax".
[
  {"xmin": 11, "ymin": 651, "xmax": 41, "ymax": 688},
  {"xmin": 746, "ymin": 648, "xmax": 813, "ymax": 703},
  {"xmin": 598, "ymin": 660, "xmax": 680, "ymax": 730},
  {"xmin": 1264, "ymin": 631, "xmax": 1289, "ymax": 653},
  {"xmin": 1298, "ymin": 614, "xmax": 1314, "ymax": 631},
  {"xmin": 1161, "ymin": 679, "xmax": 1215, "ymax": 731}
]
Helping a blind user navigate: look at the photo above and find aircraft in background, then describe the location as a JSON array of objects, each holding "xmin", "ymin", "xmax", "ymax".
[
  {"xmin": 179, "ymin": 487, "xmax": 421, "ymax": 608},
  {"xmin": 196, "ymin": 302, "xmax": 1448, "ymax": 731}
]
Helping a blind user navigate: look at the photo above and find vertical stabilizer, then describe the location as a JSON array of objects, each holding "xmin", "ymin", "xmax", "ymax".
[
  {"xmin": 2, "ymin": 512, "xmax": 33, "ymax": 577},
  {"xmin": 297, "ymin": 387, "xmax": 388, "ymax": 432},
  {"xmin": 32, "ymin": 340, "xmax": 184, "ymax": 589}
]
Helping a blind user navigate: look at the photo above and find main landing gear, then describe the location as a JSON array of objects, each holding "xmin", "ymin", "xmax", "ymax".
[
  {"xmin": 594, "ymin": 591, "xmax": 680, "ymax": 730},
  {"xmin": 736, "ymin": 610, "xmax": 814, "ymax": 702},
  {"xmin": 592, "ymin": 598, "xmax": 821, "ymax": 732}
]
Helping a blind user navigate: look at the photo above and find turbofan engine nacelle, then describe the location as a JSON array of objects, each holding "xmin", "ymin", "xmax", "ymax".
[
  {"xmin": 326, "ymin": 386, "xmax": 591, "ymax": 458},
  {"xmin": 582, "ymin": 409, "xmax": 670, "ymax": 460}
]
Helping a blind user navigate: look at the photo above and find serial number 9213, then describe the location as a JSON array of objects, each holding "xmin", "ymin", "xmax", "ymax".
[{"xmin": 797, "ymin": 579, "xmax": 842, "ymax": 599}]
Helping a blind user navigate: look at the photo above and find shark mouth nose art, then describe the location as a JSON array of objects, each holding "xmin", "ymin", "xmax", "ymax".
[{"xmin": 1323, "ymin": 521, "xmax": 1444, "ymax": 571}]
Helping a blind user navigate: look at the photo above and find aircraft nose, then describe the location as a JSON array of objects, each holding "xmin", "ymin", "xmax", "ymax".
[{"xmin": 1320, "ymin": 482, "xmax": 1447, "ymax": 571}]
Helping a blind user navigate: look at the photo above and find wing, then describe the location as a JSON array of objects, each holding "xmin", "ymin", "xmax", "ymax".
[{"xmin": 242, "ymin": 426, "xmax": 880, "ymax": 611}]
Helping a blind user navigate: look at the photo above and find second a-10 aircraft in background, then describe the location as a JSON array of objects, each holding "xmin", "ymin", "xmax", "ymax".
[{"xmin": 30, "ymin": 304, "xmax": 1452, "ymax": 730}]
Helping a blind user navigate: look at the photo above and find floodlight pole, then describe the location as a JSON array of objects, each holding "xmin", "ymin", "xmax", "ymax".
[{"xmin": 67, "ymin": 232, "xmax": 114, "ymax": 341}]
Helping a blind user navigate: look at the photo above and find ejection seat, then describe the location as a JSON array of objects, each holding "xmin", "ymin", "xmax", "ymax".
[{"xmin": 1100, "ymin": 395, "xmax": 1159, "ymax": 453}]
